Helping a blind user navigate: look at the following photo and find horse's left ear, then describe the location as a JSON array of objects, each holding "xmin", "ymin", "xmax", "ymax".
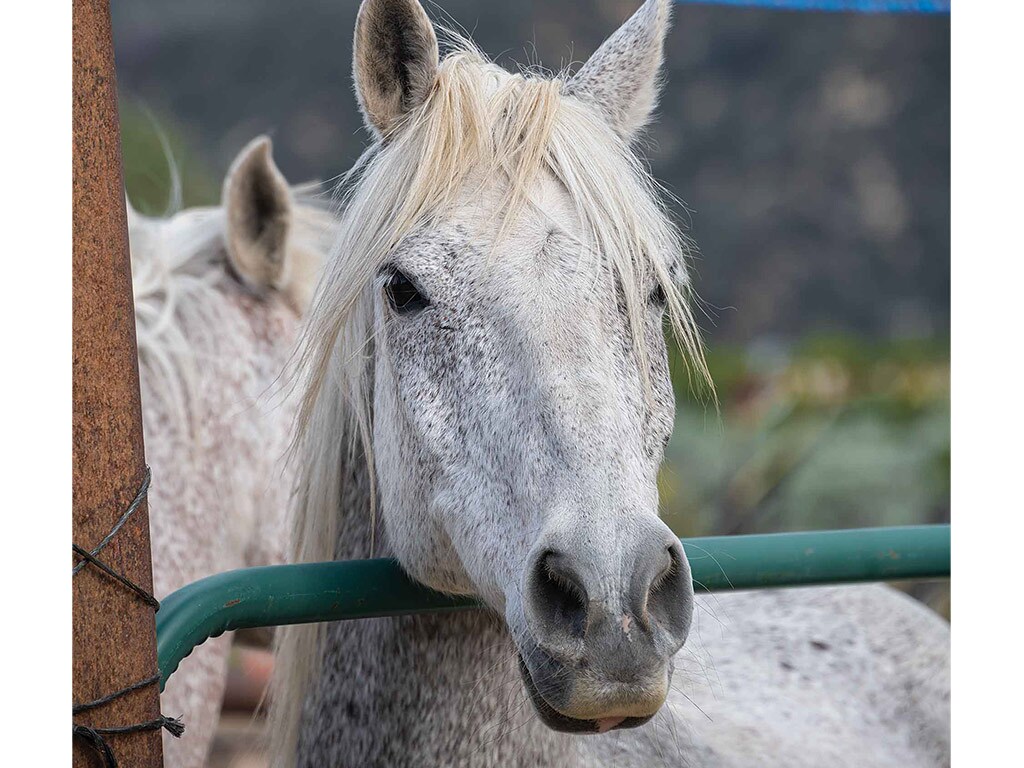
[
  {"xmin": 566, "ymin": 0, "xmax": 672, "ymax": 140},
  {"xmin": 353, "ymin": 0, "xmax": 439, "ymax": 137},
  {"xmin": 222, "ymin": 135, "xmax": 293, "ymax": 294}
]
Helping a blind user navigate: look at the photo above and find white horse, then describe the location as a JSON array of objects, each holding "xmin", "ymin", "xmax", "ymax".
[
  {"xmin": 129, "ymin": 136, "xmax": 335, "ymax": 768},
  {"xmin": 272, "ymin": 1, "xmax": 950, "ymax": 766}
]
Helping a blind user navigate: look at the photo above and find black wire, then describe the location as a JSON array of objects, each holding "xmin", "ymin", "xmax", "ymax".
[
  {"xmin": 73, "ymin": 673, "xmax": 161, "ymax": 715},
  {"xmin": 72, "ymin": 467, "xmax": 184, "ymax": 767},
  {"xmin": 72, "ymin": 544, "xmax": 160, "ymax": 609},
  {"xmin": 73, "ymin": 467, "xmax": 151, "ymax": 576}
]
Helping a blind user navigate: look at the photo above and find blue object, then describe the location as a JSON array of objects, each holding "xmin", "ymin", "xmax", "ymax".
[{"xmin": 676, "ymin": 0, "xmax": 950, "ymax": 14}]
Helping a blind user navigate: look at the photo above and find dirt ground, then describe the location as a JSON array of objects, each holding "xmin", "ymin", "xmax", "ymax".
[{"xmin": 207, "ymin": 713, "xmax": 270, "ymax": 768}]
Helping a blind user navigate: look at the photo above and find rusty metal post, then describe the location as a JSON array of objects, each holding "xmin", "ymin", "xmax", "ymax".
[{"xmin": 73, "ymin": 1, "xmax": 164, "ymax": 765}]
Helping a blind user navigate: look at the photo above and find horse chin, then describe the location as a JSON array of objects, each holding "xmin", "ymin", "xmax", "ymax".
[{"xmin": 516, "ymin": 653, "xmax": 654, "ymax": 735}]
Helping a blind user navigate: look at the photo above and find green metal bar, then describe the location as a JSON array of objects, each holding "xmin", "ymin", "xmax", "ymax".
[{"xmin": 156, "ymin": 524, "xmax": 949, "ymax": 689}]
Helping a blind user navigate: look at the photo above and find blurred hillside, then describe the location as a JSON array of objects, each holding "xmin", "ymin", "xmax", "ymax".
[
  {"xmin": 112, "ymin": 0, "xmax": 949, "ymax": 344},
  {"xmin": 114, "ymin": 0, "xmax": 949, "ymax": 559}
]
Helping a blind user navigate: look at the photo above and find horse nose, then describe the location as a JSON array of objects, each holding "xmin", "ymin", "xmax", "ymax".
[{"xmin": 523, "ymin": 526, "xmax": 692, "ymax": 665}]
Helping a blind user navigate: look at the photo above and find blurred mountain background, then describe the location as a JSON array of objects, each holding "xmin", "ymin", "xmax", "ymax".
[
  {"xmin": 111, "ymin": 3, "xmax": 949, "ymax": 762},
  {"xmin": 113, "ymin": 0, "xmax": 949, "ymax": 341},
  {"xmin": 112, "ymin": 0, "xmax": 949, "ymax": 566}
]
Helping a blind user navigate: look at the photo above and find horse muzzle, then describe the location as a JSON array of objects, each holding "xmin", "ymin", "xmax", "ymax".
[{"xmin": 512, "ymin": 519, "xmax": 693, "ymax": 734}]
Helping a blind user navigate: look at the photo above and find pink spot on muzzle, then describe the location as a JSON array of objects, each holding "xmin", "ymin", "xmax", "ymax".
[{"xmin": 595, "ymin": 716, "xmax": 627, "ymax": 733}]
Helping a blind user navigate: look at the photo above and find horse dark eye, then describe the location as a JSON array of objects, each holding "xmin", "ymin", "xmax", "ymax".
[
  {"xmin": 650, "ymin": 282, "xmax": 667, "ymax": 307},
  {"xmin": 385, "ymin": 270, "xmax": 429, "ymax": 314}
]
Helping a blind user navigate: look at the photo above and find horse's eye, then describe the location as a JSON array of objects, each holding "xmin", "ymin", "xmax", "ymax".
[
  {"xmin": 384, "ymin": 270, "xmax": 429, "ymax": 314},
  {"xmin": 650, "ymin": 282, "xmax": 667, "ymax": 307}
]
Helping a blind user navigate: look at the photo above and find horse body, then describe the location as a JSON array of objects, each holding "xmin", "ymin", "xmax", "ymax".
[
  {"xmin": 130, "ymin": 137, "xmax": 334, "ymax": 767},
  {"xmin": 141, "ymin": 276, "xmax": 297, "ymax": 768},
  {"xmin": 276, "ymin": 1, "xmax": 950, "ymax": 765},
  {"xmin": 585, "ymin": 587, "xmax": 950, "ymax": 768}
]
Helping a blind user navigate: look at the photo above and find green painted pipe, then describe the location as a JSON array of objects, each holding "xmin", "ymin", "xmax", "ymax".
[{"xmin": 156, "ymin": 524, "xmax": 950, "ymax": 689}]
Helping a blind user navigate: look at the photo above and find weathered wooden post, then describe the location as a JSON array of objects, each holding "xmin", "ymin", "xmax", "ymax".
[{"xmin": 72, "ymin": 0, "xmax": 165, "ymax": 765}]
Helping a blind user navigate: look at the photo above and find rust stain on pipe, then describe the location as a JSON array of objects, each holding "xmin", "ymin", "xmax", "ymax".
[{"xmin": 72, "ymin": 1, "xmax": 164, "ymax": 765}]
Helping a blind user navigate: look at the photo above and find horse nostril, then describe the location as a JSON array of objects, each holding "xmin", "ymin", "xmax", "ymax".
[
  {"xmin": 642, "ymin": 541, "xmax": 691, "ymax": 640},
  {"xmin": 528, "ymin": 550, "xmax": 589, "ymax": 642}
]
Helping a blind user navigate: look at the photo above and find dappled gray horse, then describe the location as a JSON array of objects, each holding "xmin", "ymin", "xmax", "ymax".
[
  {"xmin": 130, "ymin": 136, "xmax": 334, "ymax": 767},
  {"xmin": 272, "ymin": 1, "xmax": 950, "ymax": 766}
]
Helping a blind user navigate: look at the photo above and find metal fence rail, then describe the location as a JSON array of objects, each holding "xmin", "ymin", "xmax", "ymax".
[{"xmin": 156, "ymin": 524, "xmax": 950, "ymax": 687}]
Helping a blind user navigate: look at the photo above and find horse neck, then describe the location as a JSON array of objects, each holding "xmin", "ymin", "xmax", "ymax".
[
  {"xmin": 142, "ymin": 284, "xmax": 299, "ymax": 596},
  {"xmin": 297, "ymin": 417, "xmax": 574, "ymax": 766}
]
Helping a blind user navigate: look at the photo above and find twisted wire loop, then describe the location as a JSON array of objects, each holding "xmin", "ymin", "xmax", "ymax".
[
  {"xmin": 72, "ymin": 467, "xmax": 185, "ymax": 767},
  {"xmin": 73, "ymin": 467, "xmax": 151, "ymax": 576}
]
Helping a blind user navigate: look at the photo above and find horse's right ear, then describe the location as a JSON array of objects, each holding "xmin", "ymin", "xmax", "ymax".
[
  {"xmin": 222, "ymin": 136, "xmax": 293, "ymax": 294},
  {"xmin": 567, "ymin": 0, "xmax": 672, "ymax": 141},
  {"xmin": 353, "ymin": 0, "xmax": 439, "ymax": 137}
]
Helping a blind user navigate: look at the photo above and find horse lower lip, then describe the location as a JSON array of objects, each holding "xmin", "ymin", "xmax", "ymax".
[{"xmin": 516, "ymin": 653, "xmax": 652, "ymax": 734}]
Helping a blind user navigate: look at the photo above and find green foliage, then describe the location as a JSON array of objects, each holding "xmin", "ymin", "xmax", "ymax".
[
  {"xmin": 661, "ymin": 335, "xmax": 950, "ymax": 542},
  {"xmin": 120, "ymin": 100, "xmax": 218, "ymax": 216}
]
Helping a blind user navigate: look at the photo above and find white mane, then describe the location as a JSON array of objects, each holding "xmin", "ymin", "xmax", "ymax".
[
  {"xmin": 131, "ymin": 204, "xmax": 227, "ymax": 436},
  {"xmin": 272, "ymin": 41, "xmax": 713, "ymax": 765}
]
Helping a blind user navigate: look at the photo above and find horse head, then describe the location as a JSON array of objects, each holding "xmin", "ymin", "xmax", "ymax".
[{"xmin": 294, "ymin": 0, "xmax": 709, "ymax": 735}]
